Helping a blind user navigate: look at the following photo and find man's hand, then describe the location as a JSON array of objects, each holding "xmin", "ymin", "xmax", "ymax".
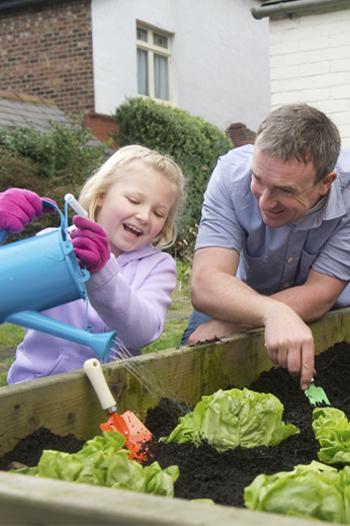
[
  {"xmin": 187, "ymin": 319, "xmax": 246, "ymax": 345},
  {"xmin": 263, "ymin": 303, "xmax": 314, "ymax": 390}
]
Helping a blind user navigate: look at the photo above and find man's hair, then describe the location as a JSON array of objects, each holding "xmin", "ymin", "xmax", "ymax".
[{"xmin": 255, "ymin": 104, "xmax": 341, "ymax": 182}]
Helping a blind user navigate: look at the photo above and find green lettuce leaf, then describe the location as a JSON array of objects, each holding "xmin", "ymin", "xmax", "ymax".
[
  {"xmin": 244, "ymin": 461, "xmax": 350, "ymax": 524},
  {"xmin": 312, "ymin": 407, "xmax": 350, "ymax": 465},
  {"xmin": 12, "ymin": 431, "xmax": 179, "ymax": 497},
  {"xmin": 162, "ymin": 388, "xmax": 299, "ymax": 452}
]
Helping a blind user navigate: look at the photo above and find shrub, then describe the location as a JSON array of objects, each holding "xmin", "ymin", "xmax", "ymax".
[
  {"xmin": 0, "ymin": 122, "xmax": 107, "ymax": 180},
  {"xmin": 114, "ymin": 97, "xmax": 231, "ymax": 258},
  {"xmin": 0, "ymin": 124, "xmax": 107, "ymax": 239}
]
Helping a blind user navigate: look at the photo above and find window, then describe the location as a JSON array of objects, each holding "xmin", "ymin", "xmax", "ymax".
[{"xmin": 136, "ymin": 24, "xmax": 171, "ymax": 101}]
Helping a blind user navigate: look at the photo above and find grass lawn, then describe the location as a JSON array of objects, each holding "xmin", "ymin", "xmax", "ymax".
[
  {"xmin": 0, "ymin": 324, "xmax": 25, "ymax": 386},
  {"xmin": 0, "ymin": 260, "xmax": 192, "ymax": 387}
]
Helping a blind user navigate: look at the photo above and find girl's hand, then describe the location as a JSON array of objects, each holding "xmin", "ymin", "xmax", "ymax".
[
  {"xmin": 71, "ymin": 216, "xmax": 111, "ymax": 274},
  {"xmin": 0, "ymin": 188, "xmax": 56, "ymax": 233}
]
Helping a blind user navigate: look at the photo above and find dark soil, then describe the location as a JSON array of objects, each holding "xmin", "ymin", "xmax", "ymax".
[
  {"xmin": 2, "ymin": 342, "xmax": 350, "ymax": 508},
  {"xmin": 0, "ymin": 427, "xmax": 85, "ymax": 470}
]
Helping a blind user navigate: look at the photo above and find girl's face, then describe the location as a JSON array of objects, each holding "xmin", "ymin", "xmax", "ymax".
[{"xmin": 97, "ymin": 160, "xmax": 177, "ymax": 256}]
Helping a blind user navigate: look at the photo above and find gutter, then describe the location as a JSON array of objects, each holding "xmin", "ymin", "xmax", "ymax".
[
  {"xmin": 251, "ymin": 0, "xmax": 350, "ymax": 20},
  {"xmin": 0, "ymin": 0, "xmax": 69, "ymax": 12}
]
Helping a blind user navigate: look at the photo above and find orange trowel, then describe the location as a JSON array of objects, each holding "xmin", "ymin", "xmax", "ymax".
[{"xmin": 83, "ymin": 358, "xmax": 152, "ymax": 461}]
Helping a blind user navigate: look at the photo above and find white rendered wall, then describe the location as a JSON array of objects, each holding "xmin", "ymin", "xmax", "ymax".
[
  {"xmin": 91, "ymin": 0, "xmax": 270, "ymax": 132},
  {"xmin": 270, "ymin": 8, "xmax": 350, "ymax": 146}
]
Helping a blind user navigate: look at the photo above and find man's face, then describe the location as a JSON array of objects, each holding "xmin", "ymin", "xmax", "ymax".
[{"xmin": 250, "ymin": 147, "xmax": 336, "ymax": 228}]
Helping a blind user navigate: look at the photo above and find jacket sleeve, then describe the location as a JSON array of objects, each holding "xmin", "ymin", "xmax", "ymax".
[{"xmin": 85, "ymin": 253, "xmax": 176, "ymax": 352}]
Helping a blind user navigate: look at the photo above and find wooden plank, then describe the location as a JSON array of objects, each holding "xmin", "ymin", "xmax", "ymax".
[{"xmin": 0, "ymin": 472, "xmax": 337, "ymax": 526}]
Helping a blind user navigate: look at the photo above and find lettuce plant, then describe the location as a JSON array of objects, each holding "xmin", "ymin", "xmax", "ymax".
[
  {"xmin": 244, "ymin": 461, "xmax": 350, "ymax": 524},
  {"xmin": 14, "ymin": 431, "xmax": 179, "ymax": 497},
  {"xmin": 162, "ymin": 388, "xmax": 299, "ymax": 452},
  {"xmin": 313, "ymin": 407, "xmax": 350, "ymax": 464}
]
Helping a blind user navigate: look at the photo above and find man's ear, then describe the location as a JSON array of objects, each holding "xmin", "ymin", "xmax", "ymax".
[{"xmin": 320, "ymin": 171, "xmax": 336, "ymax": 196}]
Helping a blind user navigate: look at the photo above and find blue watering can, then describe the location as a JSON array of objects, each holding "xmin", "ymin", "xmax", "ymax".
[{"xmin": 0, "ymin": 199, "xmax": 115, "ymax": 362}]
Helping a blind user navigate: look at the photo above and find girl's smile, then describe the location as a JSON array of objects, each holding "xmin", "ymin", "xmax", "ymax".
[{"xmin": 97, "ymin": 160, "xmax": 177, "ymax": 256}]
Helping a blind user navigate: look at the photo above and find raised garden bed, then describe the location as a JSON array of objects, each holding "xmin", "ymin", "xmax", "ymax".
[
  {"xmin": 1, "ymin": 308, "xmax": 350, "ymax": 525},
  {"xmin": 2, "ymin": 341, "xmax": 349, "ymax": 511}
]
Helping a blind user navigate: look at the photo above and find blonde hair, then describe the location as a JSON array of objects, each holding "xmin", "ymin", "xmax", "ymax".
[{"xmin": 79, "ymin": 144, "xmax": 185, "ymax": 249}]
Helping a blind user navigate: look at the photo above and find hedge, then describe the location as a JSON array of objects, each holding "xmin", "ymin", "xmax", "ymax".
[
  {"xmin": 114, "ymin": 97, "xmax": 232, "ymax": 258},
  {"xmin": 0, "ymin": 123, "xmax": 107, "ymax": 240}
]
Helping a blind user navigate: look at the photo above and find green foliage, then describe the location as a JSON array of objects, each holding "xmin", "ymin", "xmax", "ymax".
[
  {"xmin": 0, "ymin": 323, "xmax": 24, "ymax": 348},
  {"xmin": 0, "ymin": 122, "xmax": 107, "ymax": 180},
  {"xmin": 15, "ymin": 431, "xmax": 179, "ymax": 497},
  {"xmin": 114, "ymin": 97, "xmax": 232, "ymax": 257},
  {"xmin": 0, "ymin": 324, "xmax": 24, "ymax": 387},
  {"xmin": 244, "ymin": 461, "xmax": 350, "ymax": 523},
  {"xmin": 142, "ymin": 319, "xmax": 188, "ymax": 354},
  {"xmin": 162, "ymin": 388, "xmax": 299, "ymax": 452},
  {"xmin": 0, "ymin": 123, "xmax": 107, "ymax": 239}
]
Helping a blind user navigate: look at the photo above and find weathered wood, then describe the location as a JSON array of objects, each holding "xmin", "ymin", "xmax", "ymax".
[
  {"xmin": 0, "ymin": 307, "xmax": 350, "ymax": 525},
  {"xmin": 0, "ymin": 472, "xmax": 337, "ymax": 526}
]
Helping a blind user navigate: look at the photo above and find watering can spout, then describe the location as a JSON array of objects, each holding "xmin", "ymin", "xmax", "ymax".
[{"xmin": 6, "ymin": 311, "xmax": 116, "ymax": 363}]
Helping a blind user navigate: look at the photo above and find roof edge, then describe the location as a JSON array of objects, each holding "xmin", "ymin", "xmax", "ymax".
[
  {"xmin": 0, "ymin": 90, "xmax": 56, "ymax": 106},
  {"xmin": 251, "ymin": 0, "xmax": 350, "ymax": 20},
  {"xmin": 0, "ymin": 0, "xmax": 72, "ymax": 12}
]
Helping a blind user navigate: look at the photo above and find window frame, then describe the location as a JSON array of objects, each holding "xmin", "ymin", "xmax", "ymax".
[{"xmin": 136, "ymin": 22, "xmax": 173, "ymax": 102}]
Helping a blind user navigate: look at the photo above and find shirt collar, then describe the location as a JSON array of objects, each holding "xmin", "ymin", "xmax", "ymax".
[{"xmin": 116, "ymin": 244, "xmax": 160, "ymax": 265}]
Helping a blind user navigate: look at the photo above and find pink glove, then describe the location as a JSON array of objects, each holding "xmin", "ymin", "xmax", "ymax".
[
  {"xmin": 71, "ymin": 215, "xmax": 111, "ymax": 274},
  {"xmin": 0, "ymin": 188, "xmax": 56, "ymax": 233}
]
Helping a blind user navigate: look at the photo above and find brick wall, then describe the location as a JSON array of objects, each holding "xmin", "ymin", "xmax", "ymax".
[
  {"xmin": 83, "ymin": 112, "xmax": 118, "ymax": 149},
  {"xmin": 269, "ymin": 8, "xmax": 350, "ymax": 146},
  {"xmin": 0, "ymin": 0, "xmax": 94, "ymax": 115}
]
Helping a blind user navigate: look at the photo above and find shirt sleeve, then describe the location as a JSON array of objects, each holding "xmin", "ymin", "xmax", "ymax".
[
  {"xmin": 86, "ymin": 253, "xmax": 176, "ymax": 352},
  {"xmin": 313, "ymin": 214, "xmax": 350, "ymax": 281},
  {"xmin": 195, "ymin": 152, "xmax": 245, "ymax": 253}
]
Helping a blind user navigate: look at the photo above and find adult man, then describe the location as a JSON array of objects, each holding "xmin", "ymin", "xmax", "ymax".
[{"xmin": 183, "ymin": 104, "xmax": 350, "ymax": 390}]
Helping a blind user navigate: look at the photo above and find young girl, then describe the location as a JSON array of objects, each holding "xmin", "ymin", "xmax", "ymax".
[{"xmin": 5, "ymin": 145, "xmax": 185, "ymax": 383}]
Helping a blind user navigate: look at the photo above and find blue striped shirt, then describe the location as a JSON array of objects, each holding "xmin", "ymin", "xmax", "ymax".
[{"xmin": 196, "ymin": 145, "xmax": 350, "ymax": 307}]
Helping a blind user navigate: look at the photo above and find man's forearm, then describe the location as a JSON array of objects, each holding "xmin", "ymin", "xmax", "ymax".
[
  {"xmin": 272, "ymin": 285, "xmax": 333, "ymax": 322},
  {"xmin": 192, "ymin": 271, "xmax": 280, "ymax": 328},
  {"xmin": 272, "ymin": 270, "xmax": 347, "ymax": 322}
]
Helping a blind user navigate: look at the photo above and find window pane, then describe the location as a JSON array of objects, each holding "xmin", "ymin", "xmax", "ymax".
[
  {"xmin": 137, "ymin": 27, "xmax": 148, "ymax": 42},
  {"xmin": 154, "ymin": 54, "xmax": 169, "ymax": 100},
  {"xmin": 153, "ymin": 32, "xmax": 168, "ymax": 48},
  {"xmin": 137, "ymin": 48, "xmax": 149, "ymax": 95}
]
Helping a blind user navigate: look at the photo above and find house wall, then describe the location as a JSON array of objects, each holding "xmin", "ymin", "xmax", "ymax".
[
  {"xmin": 0, "ymin": 0, "xmax": 94, "ymax": 114},
  {"xmin": 91, "ymin": 0, "xmax": 270, "ymax": 131},
  {"xmin": 269, "ymin": 7, "xmax": 350, "ymax": 146}
]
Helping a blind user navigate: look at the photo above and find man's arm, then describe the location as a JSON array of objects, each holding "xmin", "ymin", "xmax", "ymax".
[
  {"xmin": 272, "ymin": 269, "xmax": 347, "ymax": 321},
  {"xmin": 191, "ymin": 246, "xmax": 317, "ymax": 389}
]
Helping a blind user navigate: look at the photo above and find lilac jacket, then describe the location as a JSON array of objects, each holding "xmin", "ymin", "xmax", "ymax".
[{"xmin": 7, "ymin": 245, "xmax": 176, "ymax": 383}]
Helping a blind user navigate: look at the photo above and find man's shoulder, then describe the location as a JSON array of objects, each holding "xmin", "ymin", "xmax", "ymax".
[
  {"xmin": 215, "ymin": 145, "xmax": 253, "ymax": 185},
  {"xmin": 219, "ymin": 144, "xmax": 254, "ymax": 165},
  {"xmin": 336, "ymin": 148, "xmax": 350, "ymax": 180}
]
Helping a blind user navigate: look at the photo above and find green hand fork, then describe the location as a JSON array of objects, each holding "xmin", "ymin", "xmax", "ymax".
[{"xmin": 304, "ymin": 379, "xmax": 331, "ymax": 407}]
